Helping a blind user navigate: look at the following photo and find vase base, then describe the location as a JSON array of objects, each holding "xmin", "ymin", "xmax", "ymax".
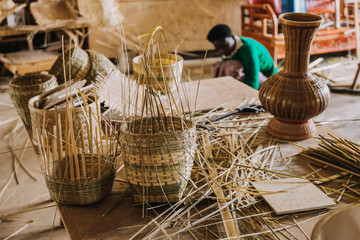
[{"xmin": 266, "ymin": 117, "xmax": 316, "ymax": 140}]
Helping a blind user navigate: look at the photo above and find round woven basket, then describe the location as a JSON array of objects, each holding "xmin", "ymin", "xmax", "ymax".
[
  {"xmin": 85, "ymin": 49, "xmax": 117, "ymax": 83},
  {"xmin": 49, "ymin": 46, "xmax": 90, "ymax": 85},
  {"xmin": 132, "ymin": 54, "xmax": 183, "ymax": 94},
  {"xmin": 120, "ymin": 117, "xmax": 196, "ymax": 203},
  {"xmin": 8, "ymin": 73, "xmax": 58, "ymax": 139},
  {"xmin": 44, "ymin": 155, "xmax": 116, "ymax": 205}
]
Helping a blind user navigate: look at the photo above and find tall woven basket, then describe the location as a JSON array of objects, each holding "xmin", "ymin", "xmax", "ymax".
[
  {"xmin": 120, "ymin": 117, "xmax": 196, "ymax": 203},
  {"xmin": 49, "ymin": 46, "xmax": 90, "ymax": 85},
  {"xmin": 8, "ymin": 73, "xmax": 58, "ymax": 140}
]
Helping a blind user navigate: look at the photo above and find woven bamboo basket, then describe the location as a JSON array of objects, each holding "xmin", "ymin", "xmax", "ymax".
[
  {"xmin": 120, "ymin": 117, "xmax": 196, "ymax": 203},
  {"xmin": 85, "ymin": 50, "xmax": 117, "ymax": 82},
  {"xmin": 43, "ymin": 154, "xmax": 116, "ymax": 205},
  {"xmin": 49, "ymin": 46, "xmax": 90, "ymax": 85},
  {"xmin": 8, "ymin": 73, "xmax": 58, "ymax": 140},
  {"xmin": 28, "ymin": 96, "xmax": 97, "ymax": 149},
  {"xmin": 132, "ymin": 54, "xmax": 183, "ymax": 94}
]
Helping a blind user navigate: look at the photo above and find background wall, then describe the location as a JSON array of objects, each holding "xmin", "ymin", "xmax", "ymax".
[{"xmin": 89, "ymin": 0, "xmax": 247, "ymax": 58}]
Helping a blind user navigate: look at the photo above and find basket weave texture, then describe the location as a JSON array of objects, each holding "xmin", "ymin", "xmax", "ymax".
[
  {"xmin": 132, "ymin": 54, "xmax": 183, "ymax": 94},
  {"xmin": 8, "ymin": 73, "xmax": 58, "ymax": 138},
  {"xmin": 49, "ymin": 46, "xmax": 90, "ymax": 85},
  {"xmin": 120, "ymin": 117, "xmax": 196, "ymax": 203},
  {"xmin": 44, "ymin": 155, "xmax": 115, "ymax": 205},
  {"xmin": 86, "ymin": 50, "xmax": 117, "ymax": 82}
]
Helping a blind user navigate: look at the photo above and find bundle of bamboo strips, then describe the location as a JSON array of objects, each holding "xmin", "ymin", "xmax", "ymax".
[{"xmin": 302, "ymin": 134, "xmax": 360, "ymax": 176}]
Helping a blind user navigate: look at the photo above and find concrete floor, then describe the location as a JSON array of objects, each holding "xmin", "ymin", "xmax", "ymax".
[{"xmin": 0, "ymin": 56, "xmax": 359, "ymax": 240}]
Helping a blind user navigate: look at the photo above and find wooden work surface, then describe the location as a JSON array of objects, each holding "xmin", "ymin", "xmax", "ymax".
[{"xmin": 58, "ymin": 77, "xmax": 355, "ymax": 239}]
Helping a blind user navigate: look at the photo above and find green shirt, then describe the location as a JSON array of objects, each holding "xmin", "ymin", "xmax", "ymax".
[{"xmin": 228, "ymin": 37, "xmax": 277, "ymax": 90}]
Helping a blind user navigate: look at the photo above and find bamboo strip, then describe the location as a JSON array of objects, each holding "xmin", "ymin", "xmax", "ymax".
[
  {"xmin": 67, "ymin": 105, "xmax": 81, "ymax": 180},
  {"xmin": 80, "ymin": 122, "xmax": 87, "ymax": 178},
  {"xmin": 89, "ymin": 106, "xmax": 94, "ymax": 178},
  {"xmin": 58, "ymin": 114, "xmax": 64, "ymax": 180},
  {"xmin": 95, "ymin": 126, "xmax": 101, "ymax": 178}
]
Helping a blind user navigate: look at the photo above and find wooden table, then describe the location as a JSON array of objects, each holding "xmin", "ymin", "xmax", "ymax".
[
  {"xmin": 57, "ymin": 77, "xmax": 355, "ymax": 239},
  {"xmin": 0, "ymin": 18, "xmax": 88, "ymax": 75}
]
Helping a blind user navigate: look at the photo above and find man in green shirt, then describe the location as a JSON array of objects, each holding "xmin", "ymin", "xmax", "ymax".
[{"xmin": 207, "ymin": 24, "xmax": 277, "ymax": 90}]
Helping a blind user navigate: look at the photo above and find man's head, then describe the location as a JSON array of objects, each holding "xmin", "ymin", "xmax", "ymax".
[{"xmin": 207, "ymin": 24, "xmax": 236, "ymax": 57}]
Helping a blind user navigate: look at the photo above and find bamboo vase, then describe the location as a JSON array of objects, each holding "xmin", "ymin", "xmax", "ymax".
[{"xmin": 259, "ymin": 13, "xmax": 330, "ymax": 140}]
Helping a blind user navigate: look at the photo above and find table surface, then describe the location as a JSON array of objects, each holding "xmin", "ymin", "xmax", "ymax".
[{"xmin": 57, "ymin": 77, "xmax": 354, "ymax": 240}]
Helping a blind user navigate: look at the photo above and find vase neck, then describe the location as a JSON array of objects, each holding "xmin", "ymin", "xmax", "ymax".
[{"xmin": 282, "ymin": 24, "xmax": 319, "ymax": 75}]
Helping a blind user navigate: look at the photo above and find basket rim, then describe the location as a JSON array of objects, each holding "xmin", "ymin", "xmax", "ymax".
[
  {"xmin": 132, "ymin": 53, "xmax": 184, "ymax": 65},
  {"xmin": 120, "ymin": 116, "xmax": 194, "ymax": 137},
  {"xmin": 9, "ymin": 73, "xmax": 56, "ymax": 88}
]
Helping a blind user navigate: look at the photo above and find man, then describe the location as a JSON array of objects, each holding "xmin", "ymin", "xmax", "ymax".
[{"xmin": 207, "ymin": 24, "xmax": 277, "ymax": 90}]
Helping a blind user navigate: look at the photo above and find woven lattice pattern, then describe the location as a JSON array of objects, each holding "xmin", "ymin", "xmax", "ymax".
[
  {"xmin": 133, "ymin": 54, "xmax": 183, "ymax": 94},
  {"xmin": 120, "ymin": 117, "xmax": 196, "ymax": 203},
  {"xmin": 49, "ymin": 46, "xmax": 90, "ymax": 85},
  {"xmin": 9, "ymin": 73, "xmax": 58, "ymax": 137}
]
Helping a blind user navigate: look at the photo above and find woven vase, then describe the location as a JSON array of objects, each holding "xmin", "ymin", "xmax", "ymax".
[{"xmin": 259, "ymin": 13, "xmax": 330, "ymax": 140}]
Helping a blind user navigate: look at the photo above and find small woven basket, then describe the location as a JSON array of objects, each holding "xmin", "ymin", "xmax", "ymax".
[
  {"xmin": 132, "ymin": 54, "xmax": 183, "ymax": 94},
  {"xmin": 43, "ymin": 154, "xmax": 116, "ymax": 205},
  {"xmin": 120, "ymin": 116, "xmax": 196, "ymax": 203},
  {"xmin": 8, "ymin": 73, "xmax": 58, "ymax": 139},
  {"xmin": 49, "ymin": 46, "xmax": 90, "ymax": 85}
]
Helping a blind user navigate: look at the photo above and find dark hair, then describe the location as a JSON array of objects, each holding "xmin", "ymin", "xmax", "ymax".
[{"xmin": 207, "ymin": 24, "xmax": 232, "ymax": 42}]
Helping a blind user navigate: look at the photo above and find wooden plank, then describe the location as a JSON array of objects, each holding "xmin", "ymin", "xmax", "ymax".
[
  {"xmin": 163, "ymin": 76, "xmax": 259, "ymax": 113},
  {"xmin": 252, "ymin": 178, "xmax": 336, "ymax": 215},
  {"xmin": 0, "ymin": 50, "xmax": 58, "ymax": 75},
  {"xmin": 211, "ymin": 172, "xmax": 239, "ymax": 238}
]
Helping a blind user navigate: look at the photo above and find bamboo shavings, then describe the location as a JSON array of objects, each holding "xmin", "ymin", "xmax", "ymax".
[{"xmin": 127, "ymin": 101, "xmax": 288, "ymax": 239}]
